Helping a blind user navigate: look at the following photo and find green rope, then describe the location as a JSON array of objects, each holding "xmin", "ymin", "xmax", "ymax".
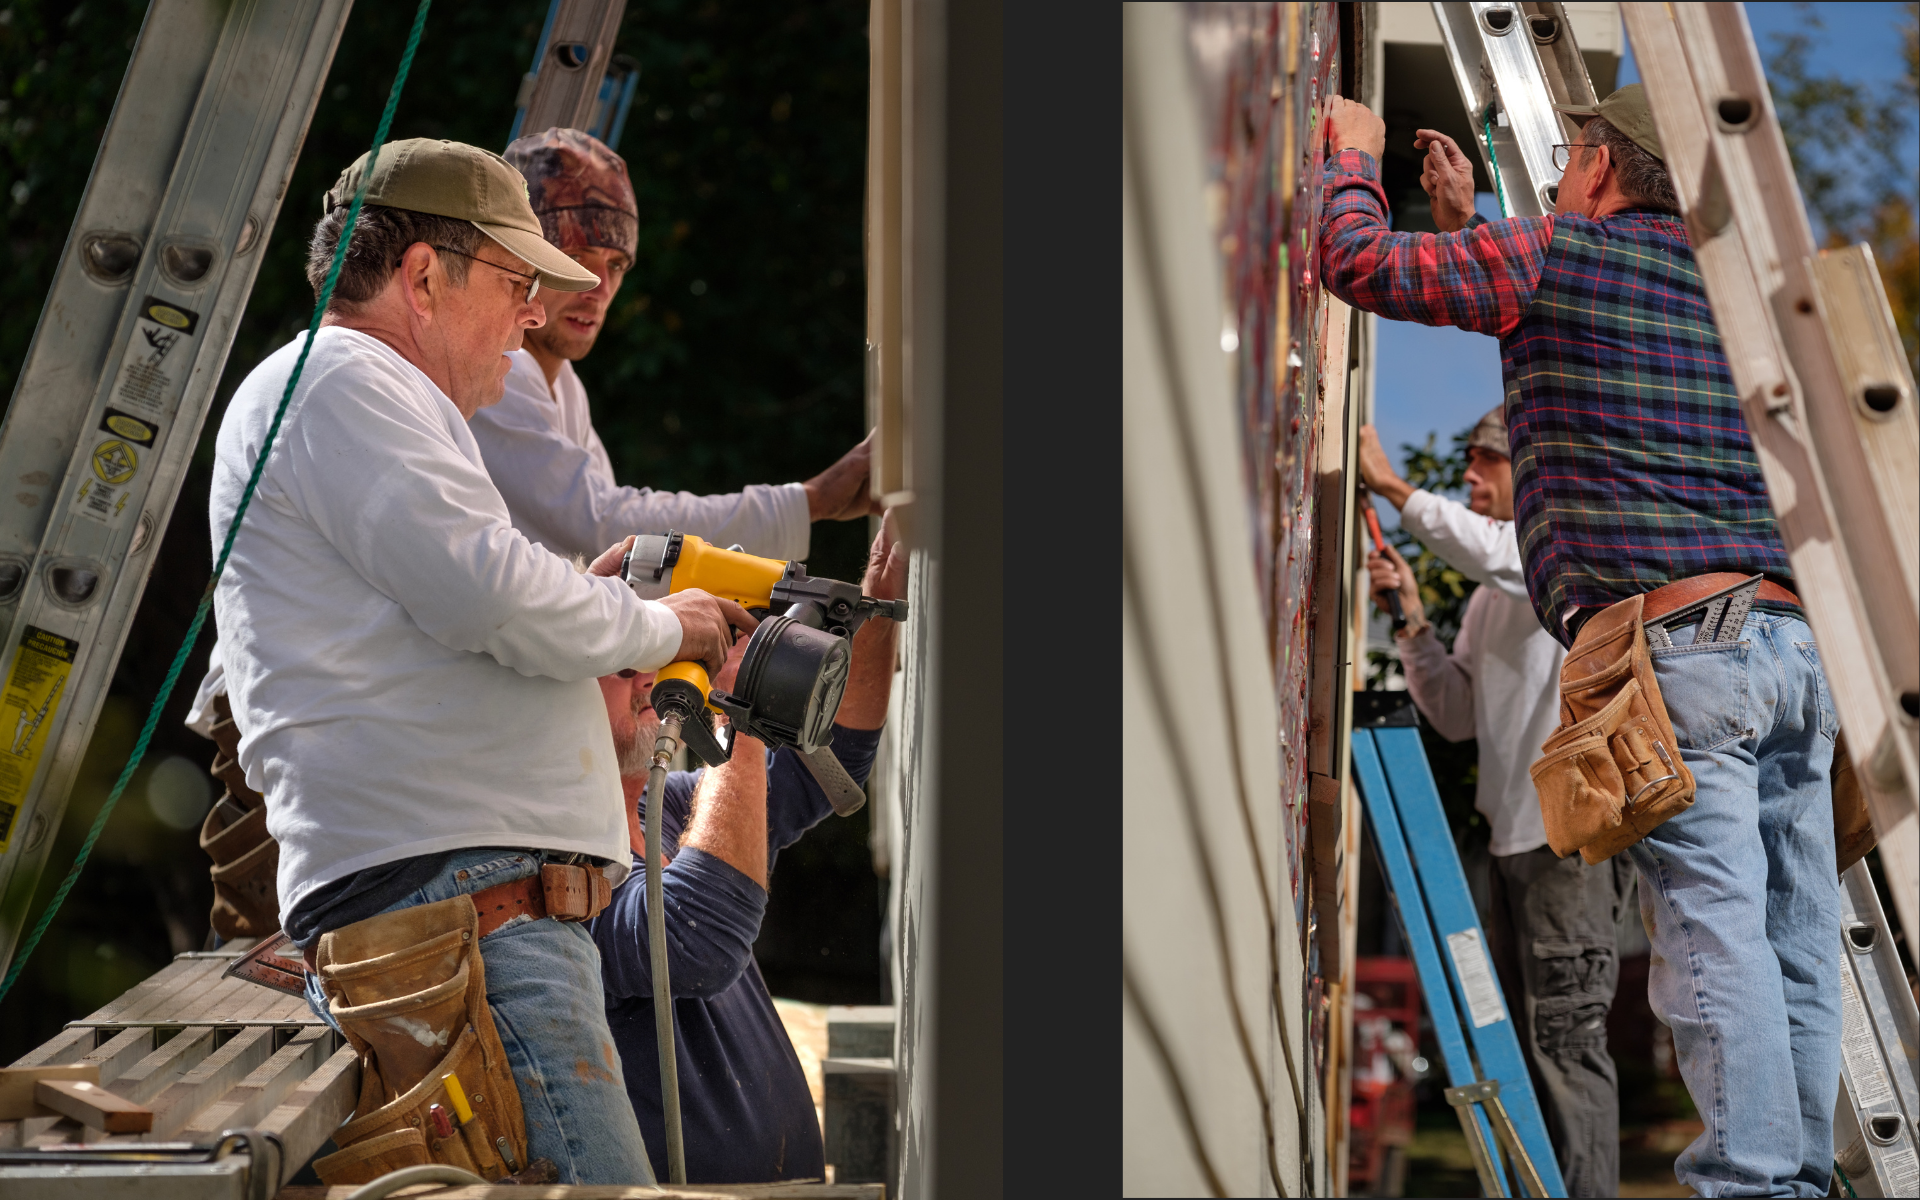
[
  {"xmin": 1482, "ymin": 104, "xmax": 1509, "ymax": 218},
  {"xmin": 0, "ymin": 0, "xmax": 434, "ymax": 1008}
]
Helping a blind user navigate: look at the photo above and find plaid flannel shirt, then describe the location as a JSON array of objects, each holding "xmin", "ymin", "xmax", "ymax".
[{"xmin": 1319, "ymin": 149, "xmax": 1791, "ymax": 643}]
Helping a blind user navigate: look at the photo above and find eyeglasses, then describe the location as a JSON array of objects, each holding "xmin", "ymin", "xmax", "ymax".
[
  {"xmin": 1550, "ymin": 143, "xmax": 1588, "ymax": 172},
  {"xmin": 394, "ymin": 244, "xmax": 542, "ymax": 303}
]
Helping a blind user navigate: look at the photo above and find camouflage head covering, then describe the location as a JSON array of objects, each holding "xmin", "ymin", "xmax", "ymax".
[
  {"xmin": 503, "ymin": 127, "xmax": 638, "ymax": 260},
  {"xmin": 1467, "ymin": 405, "xmax": 1510, "ymax": 458}
]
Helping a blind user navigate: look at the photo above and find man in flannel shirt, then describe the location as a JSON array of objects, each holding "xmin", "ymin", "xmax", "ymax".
[{"xmin": 1322, "ymin": 86, "xmax": 1841, "ymax": 1197}]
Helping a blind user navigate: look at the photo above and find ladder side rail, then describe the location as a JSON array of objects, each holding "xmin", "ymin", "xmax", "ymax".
[
  {"xmin": 1373, "ymin": 724, "xmax": 1566, "ymax": 1197},
  {"xmin": 1679, "ymin": 3, "xmax": 1920, "ymax": 759},
  {"xmin": 1621, "ymin": 3, "xmax": 1919, "ymax": 942},
  {"xmin": 0, "ymin": 0, "xmax": 354, "ymax": 975},
  {"xmin": 1834, "ymin": 861, "xmax": 1920, "ymax": 1197},
  {"xmin": 1349, "ymin": 729, "xmax": 1508, "ymax": 1171},
  {"xmin": 516, "ymin": 0, "xmax": 629, "ymax": 141},
  {"xmin": 0, "ymin": 1, "xmax": 229, "ymax": 566},
  {"xmin": 1520, "ymin": 4, "xmax": 1598, "ymax": 109},
  {"xmin": 1430, "ymin": 2, "xmax": 1529, "ymax": 215}
]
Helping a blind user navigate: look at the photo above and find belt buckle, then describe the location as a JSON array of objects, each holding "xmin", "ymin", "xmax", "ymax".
[{"xmin": 1646, "ymin": 574, "xmax": 1763, "ymax": 649}]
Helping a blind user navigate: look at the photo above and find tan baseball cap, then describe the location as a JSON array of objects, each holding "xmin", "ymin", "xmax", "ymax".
[
  {"xmin": 1553, "ymin": 83, "xmax": 1664, "ymax": 163},
  {"xmin": 323, "ymin": 138, "xmax": 601, "ymax": 292}
]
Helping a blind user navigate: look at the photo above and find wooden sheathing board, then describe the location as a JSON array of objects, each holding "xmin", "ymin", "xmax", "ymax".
[{"xmin": 0, "ymin": 950, "xmax": 352, "ymax": 1186}]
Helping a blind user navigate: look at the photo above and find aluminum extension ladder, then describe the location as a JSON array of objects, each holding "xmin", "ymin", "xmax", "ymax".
[
  {"xmin": 1616, "ymin": 13, "xmax": 1920, "ymax": 1190},
  {"xmin": 1430, "ymin": 2, "xmax": 1601, "ymax": 218},
  {"xmin": 0, "ymin": 0, "xmax": 354, "ymax": 983},
  {"xmin": 1350, "ymin": 693, "xmax": 1567, "ymax": 1197}
]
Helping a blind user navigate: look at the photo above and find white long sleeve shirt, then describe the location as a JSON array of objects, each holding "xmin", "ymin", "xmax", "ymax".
[
  {"xmin": 210, "ymin": 328, "xmax": 685, "ymax": 916},
  {"xmin": 467, "ymin": 350, "xmax": 811, "ymax": 561},
  {"xmin": 1394, "ymin": 489, "xmax": 1564, "ymax": 858}
]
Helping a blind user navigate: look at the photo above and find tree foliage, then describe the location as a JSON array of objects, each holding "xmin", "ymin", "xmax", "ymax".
[{"xmin": 1764, "ymin": 0, "xmax": 1920, "ymax": 374}]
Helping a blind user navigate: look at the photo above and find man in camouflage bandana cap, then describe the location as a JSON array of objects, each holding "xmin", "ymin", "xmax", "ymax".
[{"xmin": 470, "ymin": 127, "xmax": 879, "ymax": 563}]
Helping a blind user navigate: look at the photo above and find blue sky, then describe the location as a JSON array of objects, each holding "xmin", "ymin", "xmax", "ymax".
[{"xmin": 1368, "ymin": 1, "xmax": 1915, "ymax": 530}]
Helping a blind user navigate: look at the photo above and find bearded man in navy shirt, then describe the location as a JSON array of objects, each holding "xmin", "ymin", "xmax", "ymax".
[{"xmin": 588, "ymin": 516, "xmax": 903, "ymax": 1183}]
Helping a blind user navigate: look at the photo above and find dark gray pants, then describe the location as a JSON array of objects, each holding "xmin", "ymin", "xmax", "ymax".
[{"xmin": 1482, "ymin": 846, "xmax": 1636, "ymax": 1199}]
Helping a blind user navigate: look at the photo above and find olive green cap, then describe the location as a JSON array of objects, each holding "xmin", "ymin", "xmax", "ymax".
[
  {"xmin": 1553, "ymin": 83, "xmax": 1664, "ymax": 163},
  {"xmin": 323, "ymin": 138, "xmax": 601, "ymax": 292}
]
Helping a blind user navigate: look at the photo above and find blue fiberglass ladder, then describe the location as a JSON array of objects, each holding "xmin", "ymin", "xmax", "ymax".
[{"xmin": 1350, "ymin": 692, "xmax": 1568, "ymax": 1198}]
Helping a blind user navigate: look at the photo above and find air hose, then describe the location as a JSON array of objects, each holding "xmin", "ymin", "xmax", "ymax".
[{"xmin": 643, "ymin": 713, "xmax": 688, "ymax": 1184}]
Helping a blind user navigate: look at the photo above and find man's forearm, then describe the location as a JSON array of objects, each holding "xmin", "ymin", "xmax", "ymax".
[
  {"xmin": 832, "ymin": 615, "xmax": 897, "ymax": 731},
  {"xmin": 682, "ymin": 732, "xmax": 769, "ymax": 886}
]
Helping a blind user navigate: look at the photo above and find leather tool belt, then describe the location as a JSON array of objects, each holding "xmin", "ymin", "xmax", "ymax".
[
  {"xmin": 305, "ymin": 861, "xmax": 610, "ymax": 1185},
  {"xmin": 1534, "ymin": 573, "xmax": 1870, "ymax": 870},
  {"xmin": 198, "ymin": 694, "xmax": 280, "ymax": 939}
]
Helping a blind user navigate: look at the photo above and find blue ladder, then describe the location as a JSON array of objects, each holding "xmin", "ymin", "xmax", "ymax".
[{"xmin": 1350, "ymin": 693, "xmax": 1567, "ymax": 1198}]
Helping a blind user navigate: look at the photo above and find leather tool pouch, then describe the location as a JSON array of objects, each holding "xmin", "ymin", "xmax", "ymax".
[
  {"xmin": 1530, "ymin": 595, "xmax": 1696, "ymax": 863},
  {"xmin": 1833, "ymin": 729, "xmax": 1876, "ymax": 875},
  {"xmin": 199, "ymin": 695, "xmax": 281, "ymax": 939},
  {"xmin": 310, "ymin": 895, "xmax": 529, "ymax": 1184}
]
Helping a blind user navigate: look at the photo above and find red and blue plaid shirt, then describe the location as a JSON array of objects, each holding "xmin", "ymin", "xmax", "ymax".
[{"xmin": 1318, "ymin": 149, "xmax": 1792, "ymax": 643}]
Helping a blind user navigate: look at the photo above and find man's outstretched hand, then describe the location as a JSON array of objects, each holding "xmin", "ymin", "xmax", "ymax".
[
  {"xmin": 804, "ymin": 430, "xmax": 886, "ymax": 522},
  {"xmin": 1326, "ymin": 96, "xmax": 1385, "ymax": 163},
  {"xmin": 1414, "ymin": 128, "xmax": 1477, "ymax": 232}
]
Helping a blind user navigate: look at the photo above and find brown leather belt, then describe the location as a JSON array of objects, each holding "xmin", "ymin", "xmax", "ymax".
[
  {"xmin": 300, "ymin": 861, "xmax": 610, "ymax": 973},
  {"xmin": 1640, "ymin": 572, "xmax": 1800, "ymax": 624},
  {"xmin": 1568, "ymin": 572, "xmax": 1800, "ymax": 641}
]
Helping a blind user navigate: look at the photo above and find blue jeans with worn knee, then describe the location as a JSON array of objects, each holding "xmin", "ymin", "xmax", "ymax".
[
  {"xmin": 303, "ymin": 848, "xmax": 656, "ymax": 1185},
  {"xmin": 1627, "ymin": 611, "xmax": 1840, "ymax": 1197}
]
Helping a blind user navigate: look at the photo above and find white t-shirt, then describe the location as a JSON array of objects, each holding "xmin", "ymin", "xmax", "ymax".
[
  {"xmin": 1395, "ymin": 489, "xmax": 1565, "ymax": 858},
  {"xmin": 209, "ymin": 328, "xmax": 684, "ymax": 916},
  {"xmin": 467, "ymin": 350, "xmax": 811, "ymax": 562}
]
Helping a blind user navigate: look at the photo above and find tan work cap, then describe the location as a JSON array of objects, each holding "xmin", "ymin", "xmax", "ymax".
[
  {"xmin": 1467, "ymin": 405, "xmax": 1509, "ymax": 458},
  {"xmin": 1553, "ymin": 83, "xmax": 1664, "ymax": 163},
  {"xmin": 323, "ymin": 138, "xmax": 601, "ymax": 293}
]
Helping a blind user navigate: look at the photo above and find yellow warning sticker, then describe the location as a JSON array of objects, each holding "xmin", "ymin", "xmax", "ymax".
[
  {"xmin": 0, "ymin": 626, "xmax": 78, "ymax": 855},
  {"xmin": 91, "ymin": 439, "xmax": 138, "ymax": 485}
]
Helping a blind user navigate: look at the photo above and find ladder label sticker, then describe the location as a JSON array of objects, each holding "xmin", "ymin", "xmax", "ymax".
[
  {"xmin": 0, "ymin": 626, "xmax": 79, "ymax": 855},
  {"xmin": 75, "ymin": 408, "xmax": 163, "ymax": 528},
  {"xmin": 1446, "ymin": 928, "xmax": 1507, "ymax": 1028},
  {"xmin": 1882, "ymin": 1145, "xmax": 1920, "ymax": 1197},
  {"xmin": 1839, "ymin": 962, "xmax": 1893, "ymax": 1109},
  {"xmin": 108, "ymin": 296, "xmax": 199, "ymax": 421}
]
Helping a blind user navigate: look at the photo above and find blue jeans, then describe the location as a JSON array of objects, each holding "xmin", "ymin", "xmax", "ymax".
[
  {"xmin": 304, "ymin": 848, "xmax": 656, "ymax": 1185},
  {"xmin": 1628, "ymin": 612, "xmax": 1840, "ymax": 1197}
]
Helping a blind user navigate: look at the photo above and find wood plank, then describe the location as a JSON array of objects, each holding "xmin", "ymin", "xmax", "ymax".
[
  {"xmin": 35, "ymin": 1078, "xmax": 153, "ymax": 1133},
  {"xmin": 83, "ymin": 1027, "xmax": 157, "ymax": 1085},
  {"xmin": 107, "ymin": 1026, "xmax": 220, "ymax": 1104},
  {"xmin": 86, "ymin": 956, "xmax": 215, "ymax": 1023},
  {"xmin": 258, "ymin": 1044, "xmax": 359, "ymax": 1187},
  {"xmin": 0, "ymin": 1065, "xmax": 97, "ymax": 1120},
  {"xmin": 9, "ymin": 1025, "xmax": 94, "ymax": 1068},
  {"xmin": 181, "ymin": 1028, "xmax": 332, "ymax": 1140},
  {"xmin": 142, "ymin": 1025, "xmax": 277, "ymax": 1138}
]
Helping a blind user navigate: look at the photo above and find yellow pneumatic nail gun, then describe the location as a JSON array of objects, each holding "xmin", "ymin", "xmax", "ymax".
[
  {"xmin": 619, "ymin": 530, "xmax": 906, "ymax": 1185},
  {"xmin": 619, "ymin": 529, "xmax": 907, "ymax": 814}
]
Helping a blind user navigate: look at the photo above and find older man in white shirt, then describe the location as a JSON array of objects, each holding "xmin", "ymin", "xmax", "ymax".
[
  {"xmin": 473, "ymin": 127, "xmax": 876, "ymax": 563},
  {"xmin": 211, "ymin": 139, "xmax": 750, "ymax": 1184},
  {"xmin": 1361, "ymin": 408, "xmax": 1633, "ymax": 1199}
]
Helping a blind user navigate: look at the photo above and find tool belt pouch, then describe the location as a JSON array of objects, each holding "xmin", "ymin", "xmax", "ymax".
[
  {"xmin": 310, "ymin": 895, "xmax": 528, "ymax": 1185},
  {"xmin": 1832, "ymin": 729, "xmax": 1876, "ymax": 875},
  {"xmin": 199, "ymin": 803, "xmax": 280, "ymax": 939},
  {"xmin": 1529, "ymin": 595, "xmax": 1696, "ymax": 864},
  {"xmin": 199, "ymin": 695, "xmax": 281, "ymax": 939}
]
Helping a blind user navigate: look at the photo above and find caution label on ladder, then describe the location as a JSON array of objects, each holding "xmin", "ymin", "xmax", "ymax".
[
  {"xmin": 75, "ymin": 406, "xmax": 160, "ymax": 527},
  {"xmin": 1446, "ymin": 928, "xmax": 1508, "ymax": 1028},
  {"xmin": 73, "ymin": 296, "xmax": 194, "ymax": 527},
  {"xmin": 0, "ymin": 626, "xmax": 78, "ymax": 854}
]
